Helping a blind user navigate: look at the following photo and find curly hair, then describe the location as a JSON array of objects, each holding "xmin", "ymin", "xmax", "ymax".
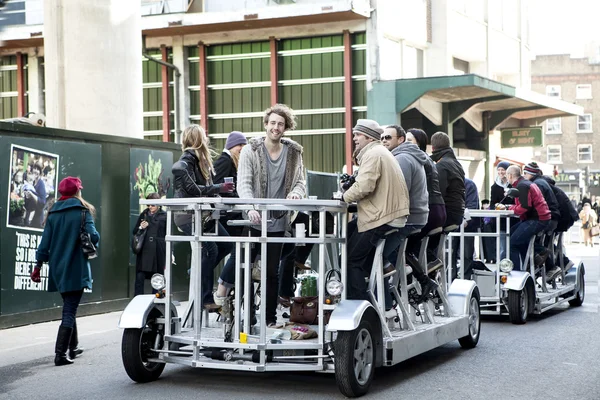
[{"xmin": 263, "ymin": 104, "xmax": 297, "ymax": 131}]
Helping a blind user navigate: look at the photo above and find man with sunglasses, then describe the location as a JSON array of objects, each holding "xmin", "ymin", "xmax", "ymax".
[
  {"xmin": 341, "ymin": 119, "xmax": 410, "ymax": 300},
  {"xmin": 382, "ymin": 125, "xmax": 437, "ymax": 299}
]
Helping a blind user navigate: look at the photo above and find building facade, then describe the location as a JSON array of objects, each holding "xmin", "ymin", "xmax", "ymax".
[
  {"xmin": 1, "ymin": 0, "xmax": 544, "ymax": 177},
  {"xmin": 531, "ymin": 53, "xmax": 600, "ymax": 197}
]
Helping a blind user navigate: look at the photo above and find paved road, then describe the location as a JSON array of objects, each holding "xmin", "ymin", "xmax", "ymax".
[{"xmin": 1, "ymin": 244, "xmax": 598, "ymax": 400}]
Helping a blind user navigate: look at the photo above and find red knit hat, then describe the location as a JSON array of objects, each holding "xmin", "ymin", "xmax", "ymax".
[
  {"xmin": 58, "ymin": 177, "xmax": 83, "ymax": 197},
  {"xmin": 523, "ymin": 162, "xmax": 542, "ymax": 176}
]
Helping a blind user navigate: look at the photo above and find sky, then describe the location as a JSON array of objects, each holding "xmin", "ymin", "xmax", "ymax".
[{"xmin": 529, "ymin": 0, "xmax": 600, "ymax": 57}]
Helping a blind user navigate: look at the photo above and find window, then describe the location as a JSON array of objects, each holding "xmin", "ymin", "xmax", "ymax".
[
  {"xmin": 546, "ymin": 117, "xmax": 561, "ymax": 134},
  {"xmin": 547, "ymin": 145, "xmax": 562, "ymax": 163},
  {"xmin": 577, "ymin": 144, "xmax": 593, "ymax": 162},
  {"xmin": 546, "ymin": 85, "xmax": 561, "ymax": 98},
  {"xmin": 576, "ymin": 84, "xmax": 592, "ymax": 99},
  {"xmin": 577, "ymin": 114, "xmax": 592, "ymax": 132}
]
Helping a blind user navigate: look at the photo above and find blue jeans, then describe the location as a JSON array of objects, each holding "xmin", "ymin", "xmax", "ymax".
[
  {"xmin": 510, "ymin": 220, "xmax": 549, "ymax": 271},
  {"xmin": 61, "ymin": 290, "xmax": 84, "ymax": 328},
  {"xmin": 180, "ymin": 221, "xmax": 232, "ymax": 305}
]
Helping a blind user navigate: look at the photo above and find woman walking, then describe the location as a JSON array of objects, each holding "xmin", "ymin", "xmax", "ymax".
[
  {"xmin": 579, "ymin": 202, "xmax": 598, "ymax": 246},
  {"xmin": 172, "ymin": 124, "xmax": 235, "ymax": 311},
  {"xmin": 132, "ymin": 192, "xmax": 167, "ymax": 295},
  {"xmin": 31, "ymin": 177, "xmax": 100, "ymax": 366}
]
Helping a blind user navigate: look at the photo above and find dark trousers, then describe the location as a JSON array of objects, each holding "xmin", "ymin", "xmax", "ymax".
[
  {"xmin": 452, "ymin": 228, "xmax": 476, "ymax": 279},
  {"xmin": 134, "ymin": 271, "xmax": 159, "ymax": 296},
  {"xmin": 219, "ymin": 229, "xmax": 284, "ymax": 324},
  {"xmin": 482, "ymin": 223, "xmax": 496, "ymax": 262},
  {"xmin": 406, "ymin": 203, "xmax": 446, "ymax": 259},
  {"xmin": 278, "ymin": 212, "xmax": 314, "ymax": 298},
  {"xmin": 510, "ymin": 219, "xmax": 549, "ymax": 271},
  {"xmin": 426, "ymin": 211, "xmax": 463, "ymax": 262},
  {"xmin": 180, "ymin": 221, "xmax": 233, "ymax": 305},
  {"xmin": 346, "ymin": 219, "xmax": 397, "ymax": 301},
  {"xmin": 60, "ymin": 289, "xmax": 84, "ymax": 328}
]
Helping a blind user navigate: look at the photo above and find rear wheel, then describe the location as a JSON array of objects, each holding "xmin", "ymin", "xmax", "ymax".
[
  {"xmin": 508, "ymin": 287, "xmax": 528, "ymax": 324},
  {"xmin": 334, "ymin": 318, "xmax": 376, "ymax": 398},
  {"xmin": 458, "ymin": 288, "xmax": 480, "ymax": 349},
  {"xmin": 568, "ymin": 269, "xmax": 585, "ymax": 306},
  {"xmin": 122, "ymin": 313, "xmax": 166, "ymax": 383}
]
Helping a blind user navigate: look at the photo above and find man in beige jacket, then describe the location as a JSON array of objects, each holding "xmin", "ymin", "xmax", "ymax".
[{"xmin": 342, "ymin": 119, "xmax": 410, "ymax": 300}]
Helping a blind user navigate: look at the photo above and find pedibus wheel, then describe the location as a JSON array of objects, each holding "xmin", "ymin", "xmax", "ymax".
[
  {"xmin": 334, "ymin": 319, "xmax": 376, "ymax": 398},
  {"xmin": 508, "ymin": 287, "xmax": 528, "ymax": 325},
  {"xmin": 122, "ymin": 315, "xmax": 166, "ymax": 383},
  {"xmin": 458, "ymin": 287, "xmax": 480, "ymax": 349},
  {"xmin": 568, "ymin": 269, "xmax": 585, "ymax": 307}
]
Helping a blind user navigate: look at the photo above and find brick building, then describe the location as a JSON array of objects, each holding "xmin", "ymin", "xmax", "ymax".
[{"xmin": 531, "ymin": 53, "xmax": 600, "ymax": 197}]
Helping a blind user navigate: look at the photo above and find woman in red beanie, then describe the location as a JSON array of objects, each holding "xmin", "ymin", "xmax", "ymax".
[{"xmin": 31, "ymin": 176, "xmax": 100, "ymax": 366}]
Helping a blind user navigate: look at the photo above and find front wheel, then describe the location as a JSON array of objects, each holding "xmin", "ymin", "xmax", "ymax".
[
  {"xmin": 122, "ymin": 316, "xmax": 166, "ymax": 383},
  {"xmin": 458, "ymin": 288, "xmax": 480, "ymax": 349},
  {"xmin": 508, "ymin": 287, "xmax": 528, "ymax": 325},
  {"xmin": 334, "ymin": 319, "xmax": 376, "ymax": 398},
  {"xmin": 568, "ymin": 269, "xmax": 585, "ymax": 307}
]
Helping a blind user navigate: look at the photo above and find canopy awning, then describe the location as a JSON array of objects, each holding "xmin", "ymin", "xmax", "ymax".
[{"xmin": 368, "ymin": 74, "xmax": 583, "ymax": 132}]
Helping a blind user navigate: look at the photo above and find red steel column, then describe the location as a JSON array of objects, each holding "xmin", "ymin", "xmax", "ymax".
[
  {"xmin": 16, "ymin": 52, "xmax": 26, "ymax": 117},
  {"xmin": 270, "ymin": 36, "xmax": 278, "ymax": 105},
  {"xmin": 161, "ymin": 45, "xmax": 170, "ymax": 142},
  {"xmin": 343, "ymin": 30, "xmax": 353, "ymax": 172},
  {"xmin": 198, "ymin": 42, "xmax": 209, "ymax": 132}
]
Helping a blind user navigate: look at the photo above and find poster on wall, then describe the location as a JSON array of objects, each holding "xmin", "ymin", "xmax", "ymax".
[{"xmin": 7, "ymin": 144, "xmax": 59, "ymax": 232}]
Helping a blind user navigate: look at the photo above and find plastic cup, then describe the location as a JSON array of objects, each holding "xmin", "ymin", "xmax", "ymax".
[
  {"xmin": 224, "ymin": 177, "xmax": 234, "ymax": 184},
  {"xmin": 308, "ymin": 195, "xmax": 317, "ymax": 200}
]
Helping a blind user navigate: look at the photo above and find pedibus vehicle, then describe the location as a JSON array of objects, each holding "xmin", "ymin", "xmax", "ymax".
[
  {"xmin": 449, "ymin": 206, "xmax": 585, "ymax": 324},
  {"xmin": 119, "ymin": 197, "xmax": 481, "ymax": 397}
]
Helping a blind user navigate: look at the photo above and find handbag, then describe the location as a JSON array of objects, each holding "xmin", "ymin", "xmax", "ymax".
[
  {"xmin": 131, "ymin": 228, "xmax": 147, "ymax": 255},
  {"xmin": 290, "ymin": 296, "xmax": 319, "ymax": 325},
  {"xmin": 591, "ymin": 225, "xmax": 600, "ymax": 237},
  {"xmin": 80, "ymin": 210, "xmax": 97, "ymax": 260}
]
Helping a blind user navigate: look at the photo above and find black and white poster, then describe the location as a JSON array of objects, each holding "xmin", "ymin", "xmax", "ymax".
[{"xmin": 7, "ymin": 144, "xmax": 59, "ymax": 231}]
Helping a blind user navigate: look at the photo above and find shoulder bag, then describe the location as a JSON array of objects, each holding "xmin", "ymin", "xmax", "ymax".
[{"xmin": 80, "ymin": 210, "xmax": 98, "ymax": 259}]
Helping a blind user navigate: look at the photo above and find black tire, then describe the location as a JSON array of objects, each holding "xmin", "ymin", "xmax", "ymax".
[
  {"xmin": 568, "ymin": 269, "xmax": 585, "ymax": 307},
  {"xmin": 334, "ymin": 319, "xmax": 376, "ymax": 398},
  {"xmin": 508, "ymin": 287, "xmax": 528, "ymax": 325},
  {"xmin": 122, "ymin": 315, "xmax": 166, "ymax": 383},
  {"xmin": 458, "ymin": 287, "xmax": 480, "ymax": 349}
]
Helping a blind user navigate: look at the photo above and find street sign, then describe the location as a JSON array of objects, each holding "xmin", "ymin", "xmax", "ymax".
[{"xmin": 500, "ymin": 127, "xmax": 543, "ymax": 148}]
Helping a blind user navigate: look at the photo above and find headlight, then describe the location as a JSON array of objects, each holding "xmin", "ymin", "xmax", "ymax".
[
  {"xmin": 150, "ymin": 274, "xmax": 166, "ymax": 290},
  {"xmin": 499, "ymin": 259, "xmax": 514, "ymax": 273},
  {"xmin": 326, "ymin": 279, "xmax": 343, "ymax": 296}
]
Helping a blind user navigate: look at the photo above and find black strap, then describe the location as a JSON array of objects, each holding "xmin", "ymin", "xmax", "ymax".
[{"xmin": 80, "ymin": 209, "xmax": 87, "ymax": 232}]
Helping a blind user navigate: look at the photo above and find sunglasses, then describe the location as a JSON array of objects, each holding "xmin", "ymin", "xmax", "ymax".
[{"xmin": 381, "ymin": 135, "xmax": 396, "ymax": 141}]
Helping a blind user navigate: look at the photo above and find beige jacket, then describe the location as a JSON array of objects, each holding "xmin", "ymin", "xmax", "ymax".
[{"xmin": 343, "ymin": 141, "xmax": 410, "ymax": 232}]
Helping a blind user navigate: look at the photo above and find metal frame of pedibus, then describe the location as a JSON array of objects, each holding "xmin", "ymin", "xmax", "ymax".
[
  {"xmin": 446, "ymin": 209, "xmax": 513, "ymax": 313},
  {"xmin": 139, "ymin": 197, "xmax": 348, "ymax": 372}
]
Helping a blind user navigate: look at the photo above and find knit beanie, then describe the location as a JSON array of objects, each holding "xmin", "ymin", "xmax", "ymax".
[
  {"xmin": 225, "ymin": 131, "xmax": 247, "ymax": 150},
  {"xmin": 523, "ymin": 161, "xmax": 542, "ymax": 175},
  {"xmin": 353, "ymin": 119, "xmax": 383, "ymax": 141},
  {"xmin": 497, "ymin": 161, "xmax": 510, "ymax": 170}
]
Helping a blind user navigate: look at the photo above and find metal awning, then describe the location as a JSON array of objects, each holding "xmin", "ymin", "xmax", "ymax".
[{"xmin": 368, "ymin": 74, "xmax": 583, "ymax": 132}]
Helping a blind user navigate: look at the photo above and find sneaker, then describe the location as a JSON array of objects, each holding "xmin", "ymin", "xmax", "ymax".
[
  {"xmin": 418, "ymin": 278, "xmax": 439, "ymax": 302},
  {"xmin": 203, "ymin": 303, "xmax": 221, "ymax": 312},
  {"xmin": 294, "ymin": 261, "xmax": 311, "ymax": 271},
  {"xmin": 427, "ymin": 258, "xmax": 443, "ymax": 274},
  {"xmin": 214, "ymin": 293, "xmax": 227, "ymax": 306},
  {"xmin": 545, "ymin": 267, "xmax": 561, "ymax": 282},
  {"xmin": 534, "ymin": 250, "xmax": 549, "ymax": 267},
  {"xmin": 383, "ymin": 262, "xmax": 396, "ymax": 277}
]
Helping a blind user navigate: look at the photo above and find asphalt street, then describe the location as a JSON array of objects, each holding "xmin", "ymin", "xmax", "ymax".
[{"xmin": 1, "ymin": 244, "xmax": 598, "ymax": 400}]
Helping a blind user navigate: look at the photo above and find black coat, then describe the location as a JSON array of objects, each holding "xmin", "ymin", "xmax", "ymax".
[
  {"xmin": 133, "ymin": 208, "xmax": 167, "ymax": 273},
  {"xmin": 213, "ymin": 151, "xmax": 239, "ymax": 197},
  {"xmin": 172, "ymin": 150, "xmax": 222, "ymax": 199},
  {"xmin": 430, "ymin": 147, "xmax": 465, "ymax": 218}
]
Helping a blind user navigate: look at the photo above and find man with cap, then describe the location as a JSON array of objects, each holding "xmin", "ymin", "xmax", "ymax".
[
  {"xmin": 341, "ymin": 119, "xmax": 410, "ymax": 301},
  {"xmin": 523, "ymin": 162, "xmax": 565, "ymax": 281},
  {"xmin": 496, "ymin": 165, "xmax": 550, "ymax": 271},
  {"xmin": 487, "ymin": 160, "xmax": 515, "ymax": 262},
  {"xmin": 428, "ymin": 132, "xmax": 465, "ymax": 269}
]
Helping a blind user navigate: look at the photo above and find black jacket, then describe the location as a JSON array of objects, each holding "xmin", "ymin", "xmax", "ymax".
[
  {"xmin": 133, "ymin": 208, "xmax": 167, "ymax": 273},
  {"xmin": 430, "ymin": 147, "xmax": 465, "ymax": 218},
  {"xmin": 531, "ymin": 175, "xmax": 560, "ymax": 221},
  {"xmin": 213, "ymin": 151, "xmax": 239, "ymax": 197},
  {"xmin": 541, "ymin": 175, "xmax": 578, "ymax": 231},
  {"xmin": 172, "ymin": 150, "xmax": 222, "ymax": 199}
]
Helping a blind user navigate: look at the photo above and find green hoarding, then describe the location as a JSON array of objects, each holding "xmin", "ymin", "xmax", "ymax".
[{"xmin": 500, "ymin": 127, "xmax": 543, "ymax": 148}]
